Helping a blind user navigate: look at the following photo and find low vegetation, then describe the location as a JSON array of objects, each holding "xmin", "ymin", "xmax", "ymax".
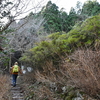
[
  {"xmin": 22, "ymin": 48, "xmax": 100, "ymax": 100},
  {"xmin": 0, "ymin": 75, "xmax": 10, "ymax": 100}
]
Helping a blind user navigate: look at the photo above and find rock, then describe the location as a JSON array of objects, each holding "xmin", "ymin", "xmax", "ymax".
[{"xmin": 73, "ymin": 97, "xmax": 83, "ymax": 100}]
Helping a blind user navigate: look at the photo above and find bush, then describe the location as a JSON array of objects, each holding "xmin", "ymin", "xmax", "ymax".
[{"xmin": 0, "ymin": 75, "xmax": 10, "ymax": 100}]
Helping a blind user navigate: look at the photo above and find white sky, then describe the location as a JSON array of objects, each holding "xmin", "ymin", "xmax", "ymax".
[
  {"xmin": 48, "ymin": 0, "xmax": 100, "ymax": 12},
  {"xmin": 48, "ymin": 0, "xmax": 87, "ymax": 12}
]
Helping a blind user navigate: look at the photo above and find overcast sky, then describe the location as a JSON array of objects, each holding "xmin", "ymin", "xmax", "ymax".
[{"xmin": 48, "ymin": 0, "xmax": 87, "ymax": 12}]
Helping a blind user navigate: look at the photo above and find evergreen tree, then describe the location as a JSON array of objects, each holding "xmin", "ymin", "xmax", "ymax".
[
  {"xmin": 81, "ymin": 0, "xmax": 100, "ymax": 18},
  {"xmin": 67, "ymin": 7, "xmax": 78, "ymax": 31},
  {"xmin": 40, "ymin": 1, "xmax": 61, "ymax": 33},
  {"xmin": 59, "ymin": 8, "xmax": 69, "ymax": 32}
]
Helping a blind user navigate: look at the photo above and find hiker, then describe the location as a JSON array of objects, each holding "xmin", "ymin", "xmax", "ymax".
[{"xmin": 10, "ymin": 62, "xmax": 22, "ymax": 87}]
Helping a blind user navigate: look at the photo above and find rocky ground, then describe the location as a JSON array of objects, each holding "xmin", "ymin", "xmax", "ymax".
[{"xmin": 9, "ymin": 75, "xmax": 25, "ymax": 100}]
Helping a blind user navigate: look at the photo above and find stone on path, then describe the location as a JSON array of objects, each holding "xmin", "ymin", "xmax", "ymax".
[{"xmin": 10, "ymin": 76, "xmax": 24, "ymax": 100}]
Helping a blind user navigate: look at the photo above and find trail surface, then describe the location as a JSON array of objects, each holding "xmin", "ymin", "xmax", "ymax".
[{"xmin": 10, "ymin": 76, "xmax": 24, "ymax": 100}]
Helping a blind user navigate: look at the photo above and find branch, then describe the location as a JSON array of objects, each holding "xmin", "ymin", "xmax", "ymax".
[{"xmin": 0, "ymin": 18, "xmax": 15, "ymax": 33}]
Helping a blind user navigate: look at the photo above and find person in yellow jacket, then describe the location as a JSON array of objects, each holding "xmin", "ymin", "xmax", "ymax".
[{"xmin": 10, "ymin": 62, "xmax": 22, "ymax": 87}]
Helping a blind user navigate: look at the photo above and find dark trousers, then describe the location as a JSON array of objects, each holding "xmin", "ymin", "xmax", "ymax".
[{"xmin": 12, "ymin": 74, "xmax": 18, "ymax": 86}]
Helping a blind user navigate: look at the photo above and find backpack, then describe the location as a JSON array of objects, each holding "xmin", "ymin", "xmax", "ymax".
[{"xmin": 13, "ymin": 65, "xmax": 19, "ymax": 73}]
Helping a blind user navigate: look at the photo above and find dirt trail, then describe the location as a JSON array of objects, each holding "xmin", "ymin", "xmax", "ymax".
[
  {"xmin": 10, "ymin": 85, "xmax": 24, "ymax": 100},
  {"xmin": 10, "ymin": 76, "xmax": 24, "ymax": 100}
]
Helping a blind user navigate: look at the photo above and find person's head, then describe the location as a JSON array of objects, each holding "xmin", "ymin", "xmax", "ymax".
[{"xmin": 14, "ymin": 62, "xmax": 18, "ymax": 65}]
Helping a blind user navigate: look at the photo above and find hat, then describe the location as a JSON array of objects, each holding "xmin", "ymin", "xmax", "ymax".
[{"xmin": 14, "ymin": 62, "xmax": 18, "ymax": 65}]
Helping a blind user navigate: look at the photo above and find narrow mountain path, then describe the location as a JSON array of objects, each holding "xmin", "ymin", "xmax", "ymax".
[
  {"xmin": 10, "ymin": 85, "xmax": 24, "ymax": 100},
  {"xmin": 10, "ymin": 76, "xmax": 25, "ymax": 100}
]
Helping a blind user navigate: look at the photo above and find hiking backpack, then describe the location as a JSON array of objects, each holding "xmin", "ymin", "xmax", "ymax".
[{"xmin": 13, "ymin": 65, "xmax": 19, "ymax": 73}]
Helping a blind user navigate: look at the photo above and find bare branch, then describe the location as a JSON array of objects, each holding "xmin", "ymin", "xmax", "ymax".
[{"xmin": 0, "ymin": 18, "xmax": 14, "ymax": 33}]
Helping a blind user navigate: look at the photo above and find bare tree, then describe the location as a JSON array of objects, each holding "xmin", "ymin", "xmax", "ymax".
[
  {"xmin": 0, "ymin": 0, "xmax": 48, "ymax": 49},
  {"xmin": 0, "ymin": 0, "xmax": 46, "ymax": 32},
  {"xmin": 7, "ymin": 14, "xmax": 46, "ymax": 52},
  {"xmin": 0, "ymin": 0, "xmax": 47, "ymax": 70}
]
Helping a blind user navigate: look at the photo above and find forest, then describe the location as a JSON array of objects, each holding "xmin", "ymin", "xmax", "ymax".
[{"xmin": 0, "ymin": 0, "xmax": 100, "ymax": 100}]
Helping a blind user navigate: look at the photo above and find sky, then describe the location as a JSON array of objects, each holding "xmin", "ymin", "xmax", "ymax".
[{"xmin": 48, "ymin": 0, "xmax": 87, "ymax": 12}]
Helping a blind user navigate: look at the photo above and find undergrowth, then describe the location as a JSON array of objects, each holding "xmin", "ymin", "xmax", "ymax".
[
  {"xmin": 23, "ymin": 49, "xmax": 100, "ymax": 100},
  {"xmin": 0, "ymin": 75, "xmax": 10, "ymax": 100}
]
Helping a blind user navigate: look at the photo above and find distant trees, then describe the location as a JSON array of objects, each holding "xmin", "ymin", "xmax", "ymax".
[
  {"xmin": 40, "ymin": 1, "xmax": 61, "ymax": 33},
  {"xmin": 81, "ymin": 0, "xmax": 100, "ymax": 18},
  {"xmin": 40, "ymin": 1, "xmax": 71, "ymax": 33},
  {"xmin": 39, "ymin": 0, "xmax": 100, "ymax": 33},
  {"xmin": 7, "ymin": 14, "xmax": 45, "ymax": 52},
  {"xmin": 0, "ymin": 0, "xmax": 46, "ymax": 51}
]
